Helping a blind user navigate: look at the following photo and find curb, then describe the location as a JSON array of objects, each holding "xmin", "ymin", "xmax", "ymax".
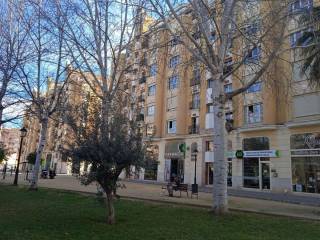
[{"xmin": 32, "ymin": 186, "xmax": 320, "ymax": 222}]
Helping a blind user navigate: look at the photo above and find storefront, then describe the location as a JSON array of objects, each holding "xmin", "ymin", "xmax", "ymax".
[
  {"xmin": 291, "ymin": 133, "xmax": 320, "ymax": 194},
  {"xmin": 164, "ymin": 141, "xmax": 185, "ymax": 183},
  {"xmin": 242, "ymin": 137, "xmax": 270, "ymax": 190}
]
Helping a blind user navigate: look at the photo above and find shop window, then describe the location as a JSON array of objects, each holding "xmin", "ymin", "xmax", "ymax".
[
  {"xmin": 227, "ymin": 159, "xmax": 232, "ymax": 187},
  {"xmin": 292, "ymin": 157, "xmax": 320, "ymax": 194}
]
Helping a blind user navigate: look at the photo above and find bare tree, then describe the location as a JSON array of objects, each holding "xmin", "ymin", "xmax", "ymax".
[
  {"xmin": 19, "ymin": 0, "xmax": 71, "ymax": 190},
  {"xmin": 149, "ymin": 0, "xmax": 289, "ymax": 214},
  {"xmin": 0, "ymin": 0, "xmax": 30, "ymax": 127}
]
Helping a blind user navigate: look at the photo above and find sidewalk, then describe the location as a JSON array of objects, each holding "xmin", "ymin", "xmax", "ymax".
[{"xmin": 1, "ymin": 174, "xmax": 320, "ymax": 221}]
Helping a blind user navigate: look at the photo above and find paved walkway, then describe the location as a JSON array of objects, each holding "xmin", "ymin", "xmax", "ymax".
[{"xmin": 1, "ymin": 174, "xmax": 320, "ymax": 221}]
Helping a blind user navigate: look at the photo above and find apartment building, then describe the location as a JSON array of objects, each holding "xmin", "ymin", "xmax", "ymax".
[
  {"xmin": 20, "ymin": 68, "xmax": 98, "ymax": 174},
  {"xmin": 122, "ymin": 0, "xmax": 320, "ymax": 196},
  {"xmin": 0, "ymin": 128, "xmax": 20, "ymax": 167}
]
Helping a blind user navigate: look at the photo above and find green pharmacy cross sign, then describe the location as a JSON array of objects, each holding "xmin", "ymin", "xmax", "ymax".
[
  {"xmin": 179, "ymin": 143, "xmax": 187, "ymax": 158},
  {"xmin": 235, "ymin": 150, "xmax": 244, "ymax": 159}
]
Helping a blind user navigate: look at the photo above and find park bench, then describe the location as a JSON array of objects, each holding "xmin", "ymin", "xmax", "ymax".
[
  {"xmin": 175, "ymin": 184, "xmax": 189, "ymax": 197},
  {"xmin": 162, "ymin": 183, "xmax": 189, "ymax": 198}
]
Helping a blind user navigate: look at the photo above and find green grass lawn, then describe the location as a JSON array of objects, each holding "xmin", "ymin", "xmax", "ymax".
[{"xmin": 0, "ymin": 185, "xmax": 319, "ymax": 240}]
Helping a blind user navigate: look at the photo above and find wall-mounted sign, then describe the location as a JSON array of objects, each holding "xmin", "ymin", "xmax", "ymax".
[
  {"xmin": 244, "ymin": 150, "xmax": 280, "ymax": 158},
  {"xmin": 228, "ymin": 150, "xmax": 280, "ymax": 158},
  {"xmin": 291, "ymin": 149, "xmax": 320, "ymax": 157},
  {"xmin": 235, "ymin": 150, "xmax": 244, "ymax": 159},
  {"xmin": 291, "ymin": 133, "xmax": 320, "ymax": 149}
]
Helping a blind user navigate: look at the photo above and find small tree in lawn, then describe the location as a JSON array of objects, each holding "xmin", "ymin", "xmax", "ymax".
[{"xmin": 66, "ymin": 98, "xmax": 148, "ymax": 225}]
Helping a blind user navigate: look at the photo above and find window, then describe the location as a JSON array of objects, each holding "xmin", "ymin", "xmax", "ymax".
[
  {"xmin": 207, "ymin": 79, "xmax": 214, "ymax": 88},
  {"xmin": 292, "ymin": 157, "xmax": 320, "ymax": 194},
  {"xmin": 290, "ymin": 0, "xmax": 313, "ymax": 12},
  {"xmin": 150, "ymin": 64, "xmax": 157, "ymax": 77},
  {"xmin": 206, "ymin": 141, "xmax": 214, "ymax": 152},
  {"xmin": 191, "ymin": 93, "xmax": 200, "ymax": 109},
  {"xmin": 246, "ymin": 82, "xmax": 262, "ymax": 93},
  {"xmin": 191, "ymin": 68, "xmax": 201, "ymax": 86},
  {"xmin": 169, "ymin": 55, "xmax": 180, "ymax": 68},
  {"xmin": 243, "ymin": 137, "xmax": 270, "ymax": 151},
  {"xmin": 168, "ymin": 75, "xmax": 179, "ymax": 90},
  {"xmin": 245, "ymin": 47, "xmax": 261, "ymax": 62},
  {"xmin": 293, "ymin": 93, "xmax": 320, "ymax": 117},
  {"xmin": 225, "ymin": 112, "xmax": 233, "ymax": 120},
  {"xmin": 170, "ymin": 36, "xmax": 181, "ymax": 47},
  {"xmin": 167, "ymin": 120, "xmax": 176, "ymax": 134},
  {"xmin": 246, "ymin": 22, "xmax": 260, "ymax": 35},
  {"xmin": 290, "ymin": 29, "xmax": 312, "ymax": 48},
  {"xmin": 209, "ymin": 31, "xmax": 216, "ymax": 41},
  {"xmin": 167, "ymin": 96, "xmax": 177, "ymax": 111},
  {"xmin": 207, "ymin": 104, "xmax": 214, "ymax": 113},
  {"xmin": 245, "ymin": 103, "xmax": 262, "ymax": 124},
  {"xmin": 148, "ymin": 84, "xmax": 156, "ymax": 96},
  {"xmin": 192, "ymin": 31, "xmax": 201, "ymax": 40},
  {"xmin": 227, "ymin": 159, "xmax": 232, "ymax": 187},
  {"xmin": 224, "ymin": 83, "xmax": 232, "ymax": 93},
  {"xmin": 147, "ymin": 105, "xmax": 155, "ymax": 116}
]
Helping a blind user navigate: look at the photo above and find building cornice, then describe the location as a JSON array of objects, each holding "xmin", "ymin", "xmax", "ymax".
[
  {"xmin": 287, "ymin": 120, "xmax": 320, "ymax": 128},
  {"xmin": 237, "ymin": 125, "xmax": 280, "ymax": 133}
]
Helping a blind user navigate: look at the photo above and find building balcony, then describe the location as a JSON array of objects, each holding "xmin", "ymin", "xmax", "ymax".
[
  {"xmin": 189, "ymin": 100, "xmax": 200, "ymax": 110},
  {"xmin": 138, "ymin": 95, "xmax": 145, "ymax": 102},
  {"xmin": 205, "ymin": 151, "xmax": 214, "ymax": 163},
  {"xmin": 136, "ymin": 113, "xmax": 144, "ymax": 122},
  {"xmin": 139, "ymin": 76, "xmax": 146, "ymax": 84},
  {"xmin": 188, "ymin": 125, "xmax": 200, "ymax": 134},
  {"xmin": 190, "ymin": 78, "xmax": 201, "ymax": 86},
  {"xmin": 206, "ymin": 88, "xmax": 213, "ymax": 104}
]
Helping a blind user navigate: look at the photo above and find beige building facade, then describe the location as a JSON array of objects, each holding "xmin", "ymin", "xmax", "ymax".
[{"xmin": 122, "ymin": 0, "xmax": 320, "ymax": 197}]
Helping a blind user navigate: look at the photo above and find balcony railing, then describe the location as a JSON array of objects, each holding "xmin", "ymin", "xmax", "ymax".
[
  {"xmin": 139, "ymin": 76, "xmax": 146, "ymax": 84},
  {"xmin": 188, "ymin": 125, "xmax": 200, "ymax": 134},
  {"xmin": 138, "ymin": 95, "xmax": 145, "ymax": 102},
  {"xmin": 189, "ymin": 100, "xmax": 200, "ymax": 109},
  {"xmin": 190, "ymin": 77, "xmax": 201, "ymax": 86}
]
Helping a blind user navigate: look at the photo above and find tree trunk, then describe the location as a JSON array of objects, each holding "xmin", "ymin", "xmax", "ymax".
[
  {"xmin": 0, "ymin": 104, "xmax": 3, "ymax": 129},
  {"xmin": 29, "ymin": 117, "xmax": 48, "ymax": 190},
  {"xmin": 212, "ymin": 78, "xmax": 228, "ymax": 215},
  {"xmin": 106, "ymin": 191, "xmax": 115, "ymax": 224}
]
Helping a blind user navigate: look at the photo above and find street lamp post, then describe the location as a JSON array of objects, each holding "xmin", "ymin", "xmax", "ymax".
[
  {"xmin": 191, "ymin": 148, "xmax": 198, "ymax": 198},
  {"xmin": 13, "ymin": 127, "xmax": 27, "ymax": 186}
]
